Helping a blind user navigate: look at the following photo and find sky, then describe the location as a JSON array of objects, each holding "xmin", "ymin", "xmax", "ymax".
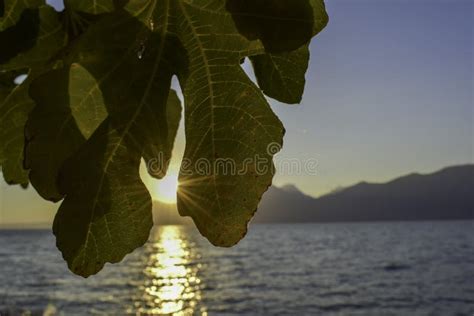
[{"xmin": 1, "ymin": 0, "xmax": 472, "ymax": 225}]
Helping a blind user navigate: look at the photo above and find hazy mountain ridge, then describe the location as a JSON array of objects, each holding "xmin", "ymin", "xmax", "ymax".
[
  {"xmin": 253, "ymin": 165, "xmax": 474, "ymax": 223},
  {"xmin": 152, "ymin": 165, "xmax": 473, "ymax": 224}
]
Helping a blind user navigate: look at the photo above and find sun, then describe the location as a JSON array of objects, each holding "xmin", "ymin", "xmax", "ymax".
[{"xmin": 155, "ymin": 172, "xmax": 180, "ymax": 204}]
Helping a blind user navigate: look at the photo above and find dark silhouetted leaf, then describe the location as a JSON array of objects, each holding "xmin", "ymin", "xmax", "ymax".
[
  {"xmin": 0, "ymin": 0, "xmax": 328, "ymax": 276},
  {"xmin": 251, "ymin": 46, "xmax": 310, "ymax": 104},
  {"xmin": 174, "ymin": 0, "xmax": 287, "ymax": 246},
  {"xmin": 53, "ymin": 119, "xmax": 153, "ymax": 276},
  {"xmin": 0, "ymin": 5, "xmax": 65, "ymax": 71},
  {"xmin": 0, "ymin": 70, "xmax": 21, "ymax": 102},
  {"xmin": 0, "ymin": 1, "xmax": 66, "ymax": 186},
  {"xmin": 226, "ymin": 0, "xmax": 314, "ymax": 53},
  {"xmin": 52, "ymin": 86, "xmax": 182, "ymax": 276},
  {"xmin": 0, "ymin": 0, "xmax": 43, "ymax": 31},
  {"xmin": 0, "ymin": 72, "xmax": 34, "ymax": 185},
  {"xmin": 26, "ymin": 65, "xmax": 107, "ymax": 201},
  {"xmin": 250, "ymin": 0, "xmax": 328, "ymax": 103},
  {"xmin": 66, "ymin": 0, "xmax": 115, "ymax": 14},
  {"xmin": 0, "ymin": 8, "xmax": 40, "ymax": 65}
]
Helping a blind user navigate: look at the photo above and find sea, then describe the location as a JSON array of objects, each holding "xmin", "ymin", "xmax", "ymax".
[{"xmin": 0, "ymin": 221, "xmax": 473, "ymax": 316}]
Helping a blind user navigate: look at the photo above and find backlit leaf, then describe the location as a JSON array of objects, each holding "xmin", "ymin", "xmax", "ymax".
[
  {"xmin": 0, "ymin": 72, "xmax": 34, "ymax": 186},
  {"xmin": 25, "ymin": 65, "xmax": 108, "ymax": 201},
  {"xmin": 0, "ymin": 0, "xmax": 66, "ymax": 186},
  {"xmin": 0, "ymin": 5, "xmax": 66, "ymax": 71},
  {"xmin": 250, "ymin": 0, "xmax": 328, "ymax": 103},
  {"xmin": 53, "ymin": 119, "xmax": 153, "ymax": 276},
  {"xmin": 251, "ymin": 46, "xmax": 310, "ymax": 104},
  {"xmin": 65, "ymin": 0, "xmax": 115, "ymax": 15},
  {"xmin": 0, "ymin": 0, "xmax": 328, "ymax": 276},
  {"xmin": 0, "ymin": 0, "xmax": 44, "ymax": 31}
]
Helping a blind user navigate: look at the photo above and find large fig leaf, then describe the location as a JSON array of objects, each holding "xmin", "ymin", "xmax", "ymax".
[
  {"xmin": 0, "ymin": 0, "xmax": 44, "ymax": 31},
  {"xmin": 54, "ymin": 88, "xmax": 181, "ymax": 275},
  {"xmin": 251, "ymin": 46, "xmax": 310, "ymax": 104},
  {"xmin": 0, "ymin": 0, "xmax": 65, "ymax": 185},
  {"xmin": 250, "ymin": 0, "xmax": 328, "ymax": 103},
  {"xmin": 0, "ymin": 70, "xmax": 21, "ymax": 103},
  {"xmin": 25, "ymin": 65, "xmax": 108, "ymax": 201},
  {"xmin": 0, "ymin": 72, "xmax": 34, "ymax": 186},
  {"xmin": 1, "ymin": 0, "xmax": 328, "ymax": 277},
  {"xmin": 0, "ymin": 4, "xmax": 65, "ymax": 71},
  {"xmin": 173, "ymin": 0, "xmax": 286, "ymax": 246},
  {"xmin": 52, "ymin": 86, "xmax": 182, "ymax": 275},
  {"xmin": 174, "ymin": 0, "xmax": 326, "ymax": 245},
  {"xmin": 65, "ymin": 0, "xmax": 115, "ymax": 14}
]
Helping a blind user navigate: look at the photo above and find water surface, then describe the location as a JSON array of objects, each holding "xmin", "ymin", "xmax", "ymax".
[{"xmin": 0, "ymin": 221, "xmax": 473, "ymax": 315}]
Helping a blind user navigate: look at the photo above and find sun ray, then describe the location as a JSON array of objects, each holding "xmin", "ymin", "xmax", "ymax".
[{"xmin": 140, "ymin": 160, "xmax": 181, "ymax": 204}]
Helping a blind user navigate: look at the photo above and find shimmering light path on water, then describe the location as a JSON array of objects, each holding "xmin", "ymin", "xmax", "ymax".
[{"xmin": 132, "ymin": 226, "xmax": 207, "ymax": 315}]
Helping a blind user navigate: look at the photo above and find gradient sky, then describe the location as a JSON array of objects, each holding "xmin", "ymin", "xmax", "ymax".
[{"xmin": 1, "ymin": 0, "xmax": 472, "ymax": 225}]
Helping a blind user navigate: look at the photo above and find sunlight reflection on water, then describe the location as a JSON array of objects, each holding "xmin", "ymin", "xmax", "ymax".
[{"xmin": 130, "ymin": 226, "xmax": 207, "ymax": 315}]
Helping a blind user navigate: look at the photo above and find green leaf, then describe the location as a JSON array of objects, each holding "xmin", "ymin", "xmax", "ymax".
[
  {"xmin": 226, "ymin": 0, "xmax": 315, "ymax": 53},
  {"xmin": 0, "ymin": 5, "xmax": 66, "ymax": 71},
  {"xmin": 65, "ymin": 0, "xmax": 115, "ymax": 15},
  {"xmin": 54, "ymin": 86, "xmax": 182, "ymax": 276},
  {"xmin": 53, "ymin": 119, "xmax": 153, "ymax": 277},
  {"xmin": 151, "ymin": 89, "xmax": 182, "ymax": 179},
  {"xmin": 2, "ymin": 0, "xmax": 328, "ymax": 276},
  {"xmin": 25, "ymin": 64, "xmax": 107, "ymax": 201},
  {"xmin": 37, "ymin": 7, "xmax": 183, "ymax": 275},
  {"xmin": 251, "ymin": 46, "xmax": 310, "ymax": 104},
  {"xmin": 0, "ymin": 0, "xmax": 44, "ymax": 31},
  {"xmin": 0, "ymin": 72, "xmax": 34, "ymax": 186},
  {"xmin": 51, "ymin": 86, "xmax": 182, "ymax": 276},
  {"xmin": 0, "ymin": 1, "xmax": 66, "ymax": 187},
  {"xmin": 0, "ymin": 7, "xmax": 41, "ymax": 66},
  {"xmin": 0, "ymin": 70, "xmax": 22, "ymax": 102},
  {"xmin": 250, "ymin": 0, "xmax": 328, "ymax": 104},
  {"xmin": 174, "ymin": 0, "xmax": 287, "ymax": 246}
]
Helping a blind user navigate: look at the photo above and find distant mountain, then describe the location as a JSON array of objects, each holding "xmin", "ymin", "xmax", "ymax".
[
  {"xmin": 152, "ymin": 165, "xmax": 473, "ymax": 225},
  {"xmin": 253, "ymin": 165, "xmax": 474, "ymax": 223}
]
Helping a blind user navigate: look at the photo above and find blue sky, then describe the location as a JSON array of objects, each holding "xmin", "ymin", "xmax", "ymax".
[
  {"xmin": 270, "ymin": 0, "xmax": 473, "ymax": 194},
  {"xmin": 1, "ymin": 0, "xmax": 472, "ymax": 224}
]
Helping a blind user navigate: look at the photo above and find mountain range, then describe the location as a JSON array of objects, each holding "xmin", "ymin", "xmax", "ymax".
[{"xmin": 153, "ymin": 165, "xmax": 474, "ymax": 224}]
